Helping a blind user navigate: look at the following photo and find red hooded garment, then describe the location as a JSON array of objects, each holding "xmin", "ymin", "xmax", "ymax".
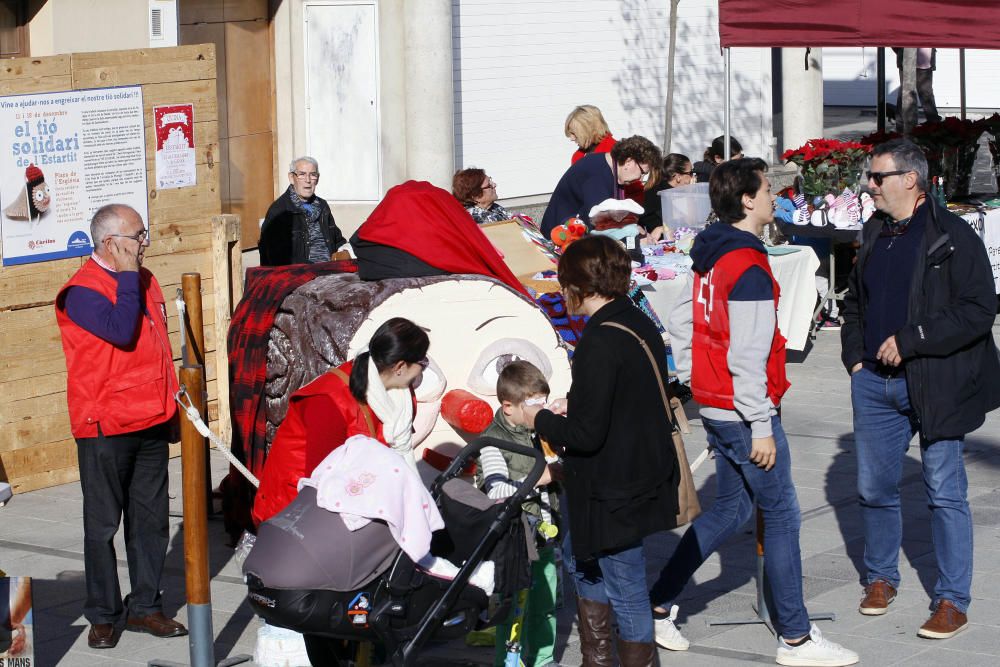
[{"xmin": 354, "ymin": 180, "xmax": 529, "ymax": 298}]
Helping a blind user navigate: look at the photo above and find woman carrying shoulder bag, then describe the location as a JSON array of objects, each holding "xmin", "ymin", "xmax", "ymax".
[{"xmin": 522, "ymin": 235, "xmax": 680, "ymax": 666}]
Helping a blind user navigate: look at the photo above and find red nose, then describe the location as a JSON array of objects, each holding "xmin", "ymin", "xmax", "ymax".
[{"xmin": 440, "ymin": 389, "xmax": 493, "ymax": 434}]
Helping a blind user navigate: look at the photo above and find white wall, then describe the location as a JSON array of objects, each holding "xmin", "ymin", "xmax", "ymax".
[
  {"xmin": 29, "ymin": 0, "xmax": 171, "ymax": 56},
  {"xmin": 824, "ymin": 47, "xmax": 1000, "ymax": 109},
  {"xmin": 452, "ymin": 0, "xmax": 773, "ymax": 200}
]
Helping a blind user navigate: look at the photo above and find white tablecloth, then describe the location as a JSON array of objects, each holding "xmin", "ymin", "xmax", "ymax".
[
  {"xmin": 641, "ymin": 246, "xmax": 821, "ymax": 351},
  {"xmin": 962, "ymin": 206, "xmax": 1000, "ymax": 293}
]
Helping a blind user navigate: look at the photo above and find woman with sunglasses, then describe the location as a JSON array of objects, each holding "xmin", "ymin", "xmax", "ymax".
[
  {"xmin": 252, "ymin": 317, "xmax": 430, "ymax": 525},
  {"xmin": 540, "ymin": 135, "xmax": 662, "ymax": 236},
  {"xmin": 637, "ymin": 153, "xmax": 696, "ymax": 233},
  {"xmin": 452, "ymin": 167, "xmax": 512, "ymax": 224}
]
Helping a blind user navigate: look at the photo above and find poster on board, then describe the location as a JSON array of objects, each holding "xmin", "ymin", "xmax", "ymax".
[
  {"xmin": 153, "ymin": 104, "xmax": 195, "ymax": 190},
  {"xmin": 0, "ymin": 86, "xmax": 147, "ymax": 267}
]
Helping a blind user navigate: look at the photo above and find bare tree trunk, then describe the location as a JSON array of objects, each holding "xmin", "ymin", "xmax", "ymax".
[
  {"xmin": 900, "ymin": 48, "xmax": 918, "ymax": 134},
  {"xmin": 663, "ymin": 0, "xmax": 680, "ymax": 152}
]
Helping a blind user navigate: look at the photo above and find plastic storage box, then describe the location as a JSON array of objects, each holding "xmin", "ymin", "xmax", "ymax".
[{"xmin": 659, "ymin": 182, "xmax": 712, "ymax": 236}]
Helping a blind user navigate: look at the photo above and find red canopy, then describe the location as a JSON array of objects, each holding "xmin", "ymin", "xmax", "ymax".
[{"xmin": 719, "ymin": 0, "xmax": 1000, "ymax": 49}]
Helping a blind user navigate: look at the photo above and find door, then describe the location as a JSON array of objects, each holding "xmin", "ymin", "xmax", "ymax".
[{"xmin": 304, "ymin": 2, "xmax": 381, "ymax": 201}]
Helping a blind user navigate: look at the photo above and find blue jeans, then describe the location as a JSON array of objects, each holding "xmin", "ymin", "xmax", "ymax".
[
  {"xmin": 852, "ymin": 367, "xmax": 973, "ymax": 612},
  {"xmin": 649, "ymin": 416, "xmax": 810, "ymax": 638},
  {"xmin": 565, "ymin": 541, "xmax": 653, "ymax": 643}
]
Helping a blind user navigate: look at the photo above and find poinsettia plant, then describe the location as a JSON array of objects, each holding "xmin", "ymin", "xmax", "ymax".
[
  {"xmin": 861, "ymin": 116, "xmax": 991, "ymax": 198},
  {"xmin": 781, "ymin": 138, "xmax": 872, "ymax": 197}
]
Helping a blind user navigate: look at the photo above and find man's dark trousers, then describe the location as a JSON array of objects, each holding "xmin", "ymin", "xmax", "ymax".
[{"xmin": 76, "ymin": 422, "xmax": 170, "ymax": 625}]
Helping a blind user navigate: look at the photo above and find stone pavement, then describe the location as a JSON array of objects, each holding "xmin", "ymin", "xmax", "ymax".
[{"xmin": 2, "ymin": 326, "xmax": 1000, "ymax": 666}]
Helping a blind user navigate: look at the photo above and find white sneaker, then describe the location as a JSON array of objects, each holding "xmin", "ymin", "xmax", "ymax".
[
  {"xmin": 776, "ymin": 623, "xmax": 858, "ymax": 666},
  {"xmin": 653, "ymin": 605, "xmax": 690, "ymax": 651}
]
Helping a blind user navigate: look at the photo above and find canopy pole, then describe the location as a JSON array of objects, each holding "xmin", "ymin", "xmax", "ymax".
[
  {"xmin": 724, "ymin": 47, "xmax": 731, "ymax": 160},
  {"xmin": 960, "ymin": 48, "xmax": 967, "ymax": 120},
  {"xmin": 877, "ymin": 47, "xmax": 886, "ymax": 133}
]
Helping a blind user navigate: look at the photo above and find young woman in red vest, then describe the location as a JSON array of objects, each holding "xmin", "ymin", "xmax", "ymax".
[
  {"xmin": 650, "ymin": 159, "xmax": 858, "ymax": 666},
  {"xmin": 252, "ymin": 317, "xmax": 429, "ymax": 525}
]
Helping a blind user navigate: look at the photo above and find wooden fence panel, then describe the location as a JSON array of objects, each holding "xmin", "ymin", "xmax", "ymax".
[{"xmin": 0, "ymin": 45, "xmax": 222, "ymax": 493}]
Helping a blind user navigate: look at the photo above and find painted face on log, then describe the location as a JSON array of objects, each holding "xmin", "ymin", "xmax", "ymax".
[{"xmin": 346, "ymin": 279, "xmax": 571, "ymax": 466}]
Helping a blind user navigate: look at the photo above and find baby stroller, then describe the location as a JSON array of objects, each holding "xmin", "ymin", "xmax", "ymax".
[{"xmin": 243, "ymin": 437, "xmax": 545, "ymax": 666}]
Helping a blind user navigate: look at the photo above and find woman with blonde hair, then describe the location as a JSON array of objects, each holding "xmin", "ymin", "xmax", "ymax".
[
  {"xmin": 565, "ymin": 105, "xmax": 615, "ymax": 164},
  {"xmin": 564, "ymin": 105, "xmax": 649, "ymax": 209}
]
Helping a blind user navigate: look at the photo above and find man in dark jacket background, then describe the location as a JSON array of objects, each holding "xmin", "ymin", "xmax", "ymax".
[
  {"xmin": 842, "ymin": 138, "xmax": 1000, "ymax": 639},
  {"xmin": 259, "ymin": 156, "xmax": 346, "ymax": 266}
]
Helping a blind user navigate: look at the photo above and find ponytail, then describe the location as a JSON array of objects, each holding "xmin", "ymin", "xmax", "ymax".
[
  {"xmin": 349, "ymin": 351, "xmax": 371, "ymax": 402},
  {"xmin": 348, "ymin": 317, "xmax": 430, "ymax": 403}
]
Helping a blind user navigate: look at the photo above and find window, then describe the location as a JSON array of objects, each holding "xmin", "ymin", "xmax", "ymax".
[{"xmin": 0, "ymin": 1, "xmax": 28, "ymax": 59}]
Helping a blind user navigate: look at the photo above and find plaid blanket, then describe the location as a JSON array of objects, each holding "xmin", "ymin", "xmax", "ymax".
[{"xmin": 222, "ymin": 260, "xmax": 356, "ymax": 538}]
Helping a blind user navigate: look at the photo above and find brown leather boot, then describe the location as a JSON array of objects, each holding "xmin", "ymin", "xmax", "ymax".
[
  {"xmin": 617, "ymin": 637, "xmax": 657, "ymax": 667},
  {"xmin": 576, "ymin": 597, "xmax": 615, "ymax": 667}
]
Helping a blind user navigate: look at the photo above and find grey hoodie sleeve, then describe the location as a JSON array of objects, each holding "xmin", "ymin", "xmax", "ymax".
[
  {"xmin": 728, "ymin": 266, "xmax": 777, "ymax": 438},
  {"xmin": 667, "ymin": 274, "xmax": 695, "ymax": 384}
]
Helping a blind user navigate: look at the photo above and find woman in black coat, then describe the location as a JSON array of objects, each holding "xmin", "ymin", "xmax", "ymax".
[{"xmin": 524, "ymin": 235, "xmax": 679, "ymax": 666}]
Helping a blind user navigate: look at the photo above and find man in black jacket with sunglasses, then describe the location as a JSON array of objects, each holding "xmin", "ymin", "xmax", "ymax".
[{"xmin": 842, "ymin": 138, "xmax": 1000, "ymax": 640}]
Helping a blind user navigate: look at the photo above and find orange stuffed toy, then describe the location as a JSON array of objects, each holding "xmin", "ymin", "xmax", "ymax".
[{"xmin": 550, "ymin": 218, "xmax": 587, "ymax": 250}]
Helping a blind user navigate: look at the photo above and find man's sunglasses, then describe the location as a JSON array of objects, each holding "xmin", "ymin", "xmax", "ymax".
[{"xmin": 867, "ymin": 170, "xmax": 911, "ymax": 186}]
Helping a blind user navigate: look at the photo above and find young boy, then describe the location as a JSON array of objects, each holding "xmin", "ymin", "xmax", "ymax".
[
  {"xmin": 651, "ymin": 159, "xmax": 858, "ymax": 667},
  {"xmin": 478, "ymin": 360, "xmax": 561, "ymax": 667}
]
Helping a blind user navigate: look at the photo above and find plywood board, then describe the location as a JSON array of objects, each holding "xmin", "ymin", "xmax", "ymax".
[
  {"xmin": 225, "ymin": 20, "xmax": 270, "ymax": 136},
  {"xmin": 7, "ymin": 465, "xmax": 80, "ymax": 494},
  {"xmin": 224, "ymin": 0, "xmax": 268, "ymax": 22},
  {"xmin": 180, "ymin": 0, "xmax": 225, "ymax": 26},
  {"xmin": 0, "ymin": 55, "xmax": 72, "ymax": 96},
  {"xmin": 179, "ymin": 22, "xmax": 228, "ymax": 139},
  {"xmin": 0, "ymin": 45, "xmax": 222, "ymax": 492},
  {"xmin": 227, "ymin": 131, "xmax": 272, "ymax": 247},
  {"xmin": 480, "ymin": 220, "xmax": 559, "ymax": 291},
  {"xmin": 72, "ymin": 45, "xmax": 217, "ymax": 88},
  {"xmin": 0, "ymin": 371, "xmax": 66, "ymax": 405}
]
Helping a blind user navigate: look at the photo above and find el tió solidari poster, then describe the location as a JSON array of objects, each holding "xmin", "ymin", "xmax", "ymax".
[{"xmin": 0, "ymin": 86, "xmax": 148, "ymax": 267}]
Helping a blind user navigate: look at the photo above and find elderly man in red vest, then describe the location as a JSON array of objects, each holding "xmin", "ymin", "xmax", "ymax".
[
  {"xmin": 55, "ymin": 204, "xmax": 188, "ymax": 649},
  {"xmin": 650, "ymin": 159, "xmax": 858, "ymax": 666}
]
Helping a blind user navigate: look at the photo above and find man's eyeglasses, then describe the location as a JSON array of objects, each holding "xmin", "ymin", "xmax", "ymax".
[
  {"xmin": 867, "ymin": 170, "xmax": 911, "ymax": 186},
  {"xmin": 293, "ymin": 171, "xmax": 320, "ymax": 180},
  {"xmin": 107, "ymin": 230, "xmax": 148, "ymax": 243},
  {"xmin": 482, "ymin": 178, "xmax": 496, "ymax": 190}
]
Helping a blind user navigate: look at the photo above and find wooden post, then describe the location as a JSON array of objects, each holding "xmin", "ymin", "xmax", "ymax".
[
  {"xmin": 182, "ymin": 273, "xmax": 206, "ymax": 367},
  {"xmin": 210, "ymin": 215, "xmax": 242, "ymax": 447},
  {"xmin": 179, "ymin": 364, "xmax": 214, "ymax": 667}
]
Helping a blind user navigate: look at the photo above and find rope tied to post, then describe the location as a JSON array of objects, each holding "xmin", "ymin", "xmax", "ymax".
[{"xmin": 175, "ymin": 385, "xmax": 259, "ymax": 488}]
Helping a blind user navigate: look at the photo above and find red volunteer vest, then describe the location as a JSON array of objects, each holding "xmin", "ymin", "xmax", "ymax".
[
  {"xmin": 691, "ymin": 248, "xmax": 790, "ymax": 409},
  {"xmin": 55, "ymin": 259, "xmax": 178, "ymax": 438},
  {"xmin": 252, "ymin": 362, "xmax": 388, "ymax": 525}
]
